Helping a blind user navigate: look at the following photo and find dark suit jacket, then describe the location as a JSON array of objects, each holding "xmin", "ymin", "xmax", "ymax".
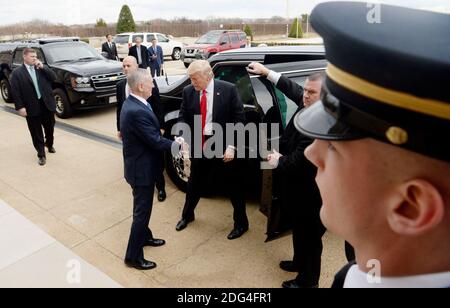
[
  {"xmin": 128, "ymin": 45, "xmax": 150, "ymax": 69},
  {"xmin": 101, "ymin": 42, "xmax": 118, "ymax": 60},
  {"xmin": 178, "ymin": 79, "xmax": 245, "ymax": 151},
  {"xmin": 120, "ymin": 95, "xmax": 174, "ymax": 187},
  {"xmin": 275, "ymin": 75, "xmax": 321, "ymax": 218},
  {"xmin": 10, "ymin": 64, "xmax": 57, "ymax": 117},
  {"xmin": 148, "ymin": 45, "xmax": 164, "ymax": 69},
  {"xmin": 116, "ymin": 79, "xmax": 164, "ymax": 132}
]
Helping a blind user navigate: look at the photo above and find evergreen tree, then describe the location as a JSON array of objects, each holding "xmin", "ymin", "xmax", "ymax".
[
  {"xmin": 116, "ymin": 5, "xmax": 136, "ymax": 33},
  {"xmin": 289, "ymin": 18, "xmax": 303, "ymax": 38}
]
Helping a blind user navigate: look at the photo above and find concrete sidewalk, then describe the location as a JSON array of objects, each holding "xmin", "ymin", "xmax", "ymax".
[
  {"xmin": 0, "ymin": 199, "xmax": 121, "ymax": 288},
  {"xmin": 0, "ymin": 109, "xmax": 348, "ymax": 288}
]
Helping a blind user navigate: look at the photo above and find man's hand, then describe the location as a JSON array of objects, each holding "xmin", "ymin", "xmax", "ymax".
[
  {"xmin": 247, "ymin": 62, "xmax": 270, "ymax": 77},
  {"xmin": 267, "ymin": 149, "xmax": 283, "ymax": 168},
  {"xmin": 18, "ymin": 108, "xmax": 27, "ymax": 117},
  {"xmin": 35, "ymin": 60, "xmax": 44, "ymax": 70},
  {"xmin": 175, "ymin": 137, "xmax": 189, "ymax": 152},
  {"xmin": 223, "ymin": 147, "xmax": 235, "ymax": 163},
  {"xmin": 160, "ymin": 129, "xmax": 165, "ymax": 135}
]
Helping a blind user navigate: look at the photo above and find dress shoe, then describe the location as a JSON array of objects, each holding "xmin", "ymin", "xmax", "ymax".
[
  {"xmin": 46, "ymin": 146, "xmax": 56, "ymax": 154},
  {"xmin": 280, "ymin": 260, "xmax": 300, "ymax": 273},
  {"xmin": 227, "ymin": 227, "xmax": 248, "ymax": 240},
  {"xmin": 282, "ymin": 279, "xmax": 318, "ymax": 289},
  {"xmin": 144, "ymin": 238, "xmax": 166, "ymax": 247},
  {"xmin": 176, "ymin": 217, "xmax": 195, "ymax": 231},
  {"xmin": 38, "ymin": 157, "xmax": 46, "ymax": 166},
  {"xmin": 124, "ymin": 258, "xmax": 157, "ymax": 271},
  {"xmin": 157, "ymin": 190, "xmax": 166, "ymax": 202}
]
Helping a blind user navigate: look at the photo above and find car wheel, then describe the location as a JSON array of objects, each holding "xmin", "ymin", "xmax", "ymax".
[
  {"xmin": 0, "ymin": 79, "xmax": 13, "ymax": 103},
  {"xmin": 53, "ymin": 88, "xmax": 73, "ymax": 119},
  {"xmin": 172, "ymin": 48, "xmax": 182, "ymax": 61},
  {"xmin": 165, "ymin": 140, "xmax": 189, "ymax": 192}
]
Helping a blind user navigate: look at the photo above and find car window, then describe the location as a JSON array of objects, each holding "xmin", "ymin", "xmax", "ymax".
[
  {"xmin": 220, "ymin": 35, "xmax": 230, "ymax": 45},
  {"xmin": 114, "ymin": 35, "xmax": 129, "ymax": 44},
  {"xmin": 274, "ymin": 76, "xmax": 307, "ymax": 128},
  {"xmin": 132, "ymin": 34, "xmax": 144, "ymax": 43},
  {"xmin": 147, "ymin": 34, "xmax": 156, "ymax": 42},
  {"xmin": 214, "ymin": 65, "xmax": 257, "ymax": 108},
  {"xmin": 12, "ymin": 49, "xmax": 24, "ymax": 65},
  {"xmin": 157, "ymin": 34, "xmax": 169, "ymax": 43},
  {"xmin": 239, "ymin": 33, "xmax": 247, "ymax": 41},
  {"xmin": 230, "ymin": 33, "xmax": 239, "ymax": 43}
]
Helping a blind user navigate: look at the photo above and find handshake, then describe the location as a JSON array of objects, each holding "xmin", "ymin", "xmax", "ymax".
[{"xmin": 174, "ymin": 137, "xmax": 190, "ymax": 153}]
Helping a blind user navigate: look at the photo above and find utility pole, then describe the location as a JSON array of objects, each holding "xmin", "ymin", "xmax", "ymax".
[{"xmin": 286, "ymin": 0, "xmax": 290, "ymax": 37}]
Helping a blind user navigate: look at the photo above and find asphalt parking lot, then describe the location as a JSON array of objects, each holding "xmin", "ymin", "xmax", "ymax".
[{"xmin": 0, "ymin": 59, "xmax": 348, "ymax": 288}]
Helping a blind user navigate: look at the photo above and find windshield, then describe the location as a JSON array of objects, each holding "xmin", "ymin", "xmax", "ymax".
[
  {"xmin": 195, "ymin": 32, "xmax": 222, "ymax": 44},
  {"xmin": 44, "ymin": 43, "xmax": 102, "ymax": 64}
]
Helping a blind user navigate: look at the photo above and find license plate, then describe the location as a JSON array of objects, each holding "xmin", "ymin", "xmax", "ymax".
[{"xmin": 109, "ymin": 96, "xmax": 117, "ymax": 104}]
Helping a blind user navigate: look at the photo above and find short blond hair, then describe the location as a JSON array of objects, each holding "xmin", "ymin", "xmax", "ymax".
[{"xmin": 187, "ymin": 60, "xmax": 213, "ymax": 79}]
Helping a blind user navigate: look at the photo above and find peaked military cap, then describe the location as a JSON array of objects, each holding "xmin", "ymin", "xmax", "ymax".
[{"xmin": 295, "ymin": 1, "xmax": 450, "ymax": 162}]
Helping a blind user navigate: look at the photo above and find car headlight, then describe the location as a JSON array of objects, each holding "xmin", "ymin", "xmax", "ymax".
[{"xmin": 71, "ymin": 77, "xmax": 91, "ymax": 89}]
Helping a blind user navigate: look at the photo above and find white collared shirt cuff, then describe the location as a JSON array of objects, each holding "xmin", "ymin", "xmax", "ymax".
[
  {"xmin": 227, "ymin": 146, "xmax": 237, "ymax": 151},
  {"xmin": 267, "ymin": 70, "xmax": 282, "ymax": 85}
]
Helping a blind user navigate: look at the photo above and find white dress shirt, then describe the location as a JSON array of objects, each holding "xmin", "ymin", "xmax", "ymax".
[
  {"xmin": 267, "ymin": 70, "xmax": 282, "ymax": 85},
  {"xmin": 201, "ymin": 79, "xmax": 215, "ymax": 136},
  {"xmin": 125, "ymin": 83, "xmax": 131, "ymax": 98},
  {"xmin": 344, "ymin": 265, "xmax": 450, "ymax": 288}
]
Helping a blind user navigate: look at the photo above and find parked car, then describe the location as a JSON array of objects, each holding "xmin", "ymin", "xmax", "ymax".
[
  {"xmin": 181, "ymin": 30, "xmax": 247, "ymax": 68},
  {"xmin": 157, "ymin": 46, "xmax": 326, "ymax": 191},
  {"xmin": 114, "ymin": 32, "xmax": 184, "ymax": 61},
  {"xmin": 0, "ymin": 37, "xmax": 125, "ymax": 118}
]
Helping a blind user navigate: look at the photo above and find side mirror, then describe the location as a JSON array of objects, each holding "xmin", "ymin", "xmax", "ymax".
[{"xmin": 220, "ymin": 41, "xmax": 227, "ymax": 46}]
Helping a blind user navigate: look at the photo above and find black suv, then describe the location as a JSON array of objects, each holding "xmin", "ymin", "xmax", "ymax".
[
  {"xmin": 156, "ymin": 46, "xmax": 327, "ymax": 199},
  {"xmin": 0, "ymin": 37, "xmax": 125, "ymax": 118}
]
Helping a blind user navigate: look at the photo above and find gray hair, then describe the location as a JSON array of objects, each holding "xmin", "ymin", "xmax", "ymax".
[
  {"xmin": 128, "ymin": 69, "xmax": 153, "ymax": 90},
  {"xmin": 187, "ymin": 60, "xmax": 214, "ymax": 79}
]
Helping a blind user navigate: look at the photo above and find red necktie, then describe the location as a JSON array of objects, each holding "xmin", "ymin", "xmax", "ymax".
[{"xmin": 200, "ymin": 90, "xmax": 207, "ymax": 147}]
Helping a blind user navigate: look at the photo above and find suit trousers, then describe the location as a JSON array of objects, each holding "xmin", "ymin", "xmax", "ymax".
[
  {"xmin": 25, "ymin": 100, "xmax": 55, "ymax": 158},
  {"xmin": 125, "ymin": 184, "xmax": 155, "ymax": 262},
  {"xmin": 182, "ymin": 157, "xmax": 248, "ymax": 229},
  {"xmin": 151, "ymin": 67, "xmax": 161, "ymax": 78}
]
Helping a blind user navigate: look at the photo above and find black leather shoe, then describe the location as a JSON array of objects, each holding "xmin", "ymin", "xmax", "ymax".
[
  {"xmin": 176, "ymin": 217, "xmax": 195, "ymax": 231},
  {"xmin": 144, "ymin": 238, "xmax": 166, "ymax": 247},
  {"xmin": 282, "ymin": 279, "xmax": 318, "ymax": 289},
  {"xmin": 280, "ymin": 260, "xmax": 300, "ymax": 273},
  {"xmin": 124, "ymin": 258, "xmax": 157, "ymax": 271},
  {"xmin": 158, "ymin": 190, "xmax": 166, "ymax": 202},
  {"xmin": 47, "ymin": 146, "xmax": 56, "ymax": 154},
  {"xmin": 227, "ymin": 227, "xmax": 248, "ymax": 240},
  {"xmin": 38, "ymin": 157, "xmax": 46, "ymax": 166}
]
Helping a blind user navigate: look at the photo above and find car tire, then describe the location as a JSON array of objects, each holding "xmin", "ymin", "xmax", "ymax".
[
  {"xmin": 165, "ymin": 127, "xmax": 189, "ymax": 192},
  {"xmin": 0, "ymin": 79, "xmax": 13, "ymax": 103},
  {"xmin": 171, "ymin": 48, "xmax": 182, "ymax": 61},
  {"xmin": 53, "ymin": 88, "xmax": 73, "ymax": 119}
]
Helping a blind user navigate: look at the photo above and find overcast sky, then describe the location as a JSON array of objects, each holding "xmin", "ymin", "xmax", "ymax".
[{"xmin": 0, "ymin": 0, "xmax": 449, "ymax": 25}]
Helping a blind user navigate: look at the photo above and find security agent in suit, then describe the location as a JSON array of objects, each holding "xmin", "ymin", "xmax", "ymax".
[
  {"xmin": 295, "ymin": 2, "xmax": 450, "ymax": 288},
  {"xmin": 175, "ymin": 60, "xmax": 249, "ymax": 240},
  {"xmin": 116, "ymin": 56, "xmax": 167, "ymax": 202},
  {"xmin": 148, "ymin": 38, "xmax": 164, "ymax": 77},
  {"xmin": 128, "ymin": 37, "xmax": 150, "ymax": 69},
  {"xmin": 10, "ymin": 48, "xmax": 57, "ymax": 166},
  {"xmin": 101, "ymin": 34, "xmax": 119, "ymax": 61},
  {"xmin": 121, "ymin": 69, "xmax": 184, "ymax": 270}
]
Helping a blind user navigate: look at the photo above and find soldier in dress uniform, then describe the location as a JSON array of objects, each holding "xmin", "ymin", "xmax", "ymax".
[{"xmin": 295, "ymin": 2, "xmax": 450, "ymax": 288}]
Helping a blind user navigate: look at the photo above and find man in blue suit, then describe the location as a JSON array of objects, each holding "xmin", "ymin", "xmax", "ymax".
[
  {"xmin": 121, "ymin": 69, "xmax": 183, "ymax": 270},
  {"xmin": 148, "ymin": 38, "xmax": 164, "ymax": 77}
]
